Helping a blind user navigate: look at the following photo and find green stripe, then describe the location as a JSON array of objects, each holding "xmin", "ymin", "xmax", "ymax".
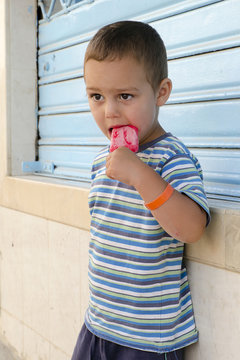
[
  {"xmin": 91, "ymin": 288, "xmax": 190, "ymax": 314},
  {"xmin": 89, "ymin": 258, "xmax": 181, "ymax": 280},
  {"xmin": 90, "ymin": 250, "xmax": 181, "ymax": 268},
  {"xmin": 90, "ymin": 196, "xmax": 144, "ymax": 210},
  {"xmin": 91, "ymin": 207, "xmax": 158, "ymax": 225},
  {"xmin": 164, "ymin": 168, "xmax": 197, "ymax": 181},
  {"xmin": 91, "ymin": 239, "xmax": 183, "ymax": 258},
  {"xmin": 91, "ymin": 228, "xmax": 165, "ymax": 245},
  {"xmin": 90, "ymin": 282, "xmax": 181, "ymax": 302},
  {"xmin": 90, "ymin": 303, "xmax": 193, "ymax": 325},
  {"xmin": 91, "ymin": 270, "xmax": 180, "ymax": 291},
  {"xmin": 92, "ymin": 217, "xmax": 167, "ymax": 235},
  {"xmin": 89, "ymin": 322, "xmax": 197, "ymax": 347}
]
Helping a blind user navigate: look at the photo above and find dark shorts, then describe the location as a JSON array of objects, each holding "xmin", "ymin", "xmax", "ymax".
[{"xmin": 71, "ymin": 324, "xmax": 184, "ymax": 360}]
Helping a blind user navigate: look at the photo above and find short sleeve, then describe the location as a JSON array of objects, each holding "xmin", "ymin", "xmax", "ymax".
[{"xmin": 159, "ymin": 154, "xmax": 210, "ymax": 226}]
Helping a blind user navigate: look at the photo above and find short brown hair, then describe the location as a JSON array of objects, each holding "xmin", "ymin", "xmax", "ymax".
[{"xmin": 84, "ymin": 21, "xmax": 168, "ymax": 91}]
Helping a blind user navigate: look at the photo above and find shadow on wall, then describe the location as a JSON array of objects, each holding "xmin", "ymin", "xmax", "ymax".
[{"xmin": 0, "ymin": 334, "xmax": 21, "ymax": 360}]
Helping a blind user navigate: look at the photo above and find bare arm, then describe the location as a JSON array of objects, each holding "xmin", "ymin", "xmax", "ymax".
[
  {"xmin": 106, "ymin": 147, "xmax": 207, "ymax": 244},
  {"xmin": 133, "ymin": 159, "xmax": 207, "ymax": 243}
]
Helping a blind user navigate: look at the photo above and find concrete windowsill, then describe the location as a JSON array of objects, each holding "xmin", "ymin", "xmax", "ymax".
[{"xmin": 0, "ymin": 175, "xmax": 91, "ymax": 231}]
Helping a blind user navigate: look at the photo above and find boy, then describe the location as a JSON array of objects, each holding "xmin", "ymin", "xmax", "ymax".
[{"xmin": 72, "ymin": 21, "xmax": 210, "ymax": 360}]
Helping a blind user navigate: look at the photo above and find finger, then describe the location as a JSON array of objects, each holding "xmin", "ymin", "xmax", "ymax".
[
  {"xmin": 106, "ymin": 153, "xmax": 112, "ymax": 163},
  {"xmin": 106, "ymin": 168, "xmax": 114, "ymax": 180},
  {"xmin": 106, "ymin": 157, "xmax": 111, "ymax": 169}
]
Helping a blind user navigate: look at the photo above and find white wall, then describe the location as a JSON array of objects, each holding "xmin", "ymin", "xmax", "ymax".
[{"xmin": 0, "ymin": 206, "xmax": 89, "ymax": 360}]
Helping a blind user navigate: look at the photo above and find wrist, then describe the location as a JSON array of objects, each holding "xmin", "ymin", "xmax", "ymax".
[
  {"xmin": 145, "ymin": 183, "xmax": 174, "ymax": 210},
  {"xmin": 133, "ymin": 162, "xmax": 169, "ymax": 204},
  {"xmin": 131, "ymin": 160, "xmax": 150, "ymax": 189},
  {"xmin": 133, "ymin": 162, "xmax": 162, "ymax": 192}
]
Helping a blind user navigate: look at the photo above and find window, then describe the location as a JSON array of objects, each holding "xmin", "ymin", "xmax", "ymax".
[{"xmin": 24, "ymin": 0, "xmax": 240, "ymax": 204}]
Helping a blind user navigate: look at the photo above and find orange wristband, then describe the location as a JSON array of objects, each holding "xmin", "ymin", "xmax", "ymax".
[{"xmin": 145, "ymin": 183, "xmax": 174, "ymax": 210}]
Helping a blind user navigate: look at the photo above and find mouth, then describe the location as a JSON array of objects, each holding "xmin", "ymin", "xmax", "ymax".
[
  {"xmin": 108, "ymin": 128, "xmax": 113, "ymax": 138},
  {"xmin": 108, "ymin": 125, "xmax": 123, "ymax": 138},
  {"xmin": 108, "ymin": 125, "xmax": 138, "ymax": 139}
]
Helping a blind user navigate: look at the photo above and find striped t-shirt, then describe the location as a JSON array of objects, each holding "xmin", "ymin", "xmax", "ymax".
[{"xmin": 85, "ymin": 133, "xmax": 210, "ymax": 353}]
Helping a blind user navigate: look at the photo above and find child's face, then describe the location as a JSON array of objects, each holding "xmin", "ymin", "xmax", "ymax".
[{"xmin": 84, "ymin": 56, "xmax": 170, "ymax": 145}]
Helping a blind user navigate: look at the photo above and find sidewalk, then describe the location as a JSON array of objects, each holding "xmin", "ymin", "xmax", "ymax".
[{"xmin": 0, "ymin": 334, "xmax": 21, "ymax": 360}]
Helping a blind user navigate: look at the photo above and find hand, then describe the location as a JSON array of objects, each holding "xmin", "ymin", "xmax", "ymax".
[{"xmin": 106, "ymin": 147, "xmax": 144, "ymax": 186}]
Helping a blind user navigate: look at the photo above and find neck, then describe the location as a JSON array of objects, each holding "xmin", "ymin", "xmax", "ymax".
[{"xmin": 140, "ymin": 123, "xmax": 166, "ymax": 145}]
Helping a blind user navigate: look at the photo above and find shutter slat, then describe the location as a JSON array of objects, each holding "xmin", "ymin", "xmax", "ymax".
[
  {"xmin": 38, "ymin": 0, "xmax": 239, "ymax": 85},
  {"xmin": 36, "ymin": 0, "xmax": 240, "ymax": 202},
  {"xmin": 39, "ymin": 48, "xmax": 240, "ymax": 114},
  {"xmin": 38, "ymin": 113, "xmax": 106, "ymax": 145},
  {"xmin": 160, "ymin": 100, "xmax": 240, "ymax": 148},
  {"xmin": 38, "ymin": 0, "xmax": 222, "ymax": 53}
]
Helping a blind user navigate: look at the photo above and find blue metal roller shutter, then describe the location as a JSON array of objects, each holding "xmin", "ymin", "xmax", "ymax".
[{"xmin": 33, "ymin": 0, "xmax": 240, "ymax": 203}]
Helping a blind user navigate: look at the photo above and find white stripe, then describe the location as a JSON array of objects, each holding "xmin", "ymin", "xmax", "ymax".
[
  {"xmin": 89, "ymin": 296, "xmax": 181, "ymax": 314},
  {"xmin": 162, "ymin": 163, "xmax": 194, "ymax": 177},
  {"xmin": 91, "ymin": 205, "xmax": 159, "ymax": 225},
  {"xmin": 92, "ymin": 213, "xmax": 161, "ymax": 230},
  {"xmin": 90, "ymin": 293, "xmax": 192, "ymax": 321},
  {"xmin": 90, "ymin": 190, "xmax": 144, "ymax": 205},
  {"xmin": 89, "ymin": 254, "xmax": 180, "ymax": 275},
  {"xmin": 89, "ymin": 278, "xmax": 180, "ymax": 298},
  {"xmin": 88, "ymin": 314, "xmax": 195, "ymax": 341},
  {"xmin": 90, "ymin": 233, "xmax": 182, "ymax": 252},
  {"xmin": 90, "ymin": 229, "xmax": 171, "ymax": 246},
  {"xmin": 89, "ymin": 246, "xmax": 182, "ymax": 267}
]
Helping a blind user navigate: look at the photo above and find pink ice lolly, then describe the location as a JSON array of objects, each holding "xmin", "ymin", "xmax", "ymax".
[{"xmin": 110, "ymin": 125, "xmax": 139, "ymax": 153}]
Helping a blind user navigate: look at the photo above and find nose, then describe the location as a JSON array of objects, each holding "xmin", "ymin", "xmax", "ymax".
[{"xmin": 105, "ymin": 99, "xmax": 120, "ymax": 119}]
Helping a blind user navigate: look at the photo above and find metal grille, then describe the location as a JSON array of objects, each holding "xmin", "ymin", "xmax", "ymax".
[{"xmin": 38, "ymin": 0, "xmax": 94, "ymax": 21}]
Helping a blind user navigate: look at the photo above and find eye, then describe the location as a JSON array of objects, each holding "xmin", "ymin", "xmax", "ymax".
[
  {"xmin": 90, "ymin": 94, "xmax": 103, "ymax": 101},
  {"xmin": 120, "ymin": 93, "xmax": 133, "ymax": 101}
]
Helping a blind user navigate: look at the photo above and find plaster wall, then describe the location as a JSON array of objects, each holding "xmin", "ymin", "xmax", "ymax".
[
  {"xmin": 0, "ymin": 206, "xmax": 240, "ymax": 359},
  {"xmin": 0, "ymin": 206, "xmax": 89, "ymax": 360}
]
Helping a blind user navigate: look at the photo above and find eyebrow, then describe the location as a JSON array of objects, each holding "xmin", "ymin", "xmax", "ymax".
[
  {"xmin": 86, "ymin": 87, "xmax": 140, "ymax": 92},
  {"xmin": 86, "ymin": 87, "xmax": 101, "ymax": 93},
  {"xmin": 117, "ymin": 87, "xmax": 140, "ymax": 93}
]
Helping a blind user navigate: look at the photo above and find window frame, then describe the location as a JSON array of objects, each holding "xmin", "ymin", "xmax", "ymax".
[{"xmin": 0, "ymin": 0, "xmax": 90, "ymax": 231}]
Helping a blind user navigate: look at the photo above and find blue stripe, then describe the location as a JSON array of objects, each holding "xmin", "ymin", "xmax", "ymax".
[
  {"xmin": 89, "ymin": 200, "xmax": 147, "ymax": 214},
  {"xmin": 91, "ymin": 220, "xmax": 166, "ymax": 239},
  {"xmin": 90, "ymin": 307, "xmax": 194, "ymax": 329},
  {"xmin": 91, "ymin": 185, "xmax": 141, "ymax": 200},
  {"xmin": 90, "ymin": 209, "xmax": 157, "ymax": 225},
  {"xmin": 88, "ymin": 313, "xmax": 196, "ymax": 339},
  {"xmin": 89, "ymin": 273, "xmax": 181, "ymax": 294},
  {"xmin": 90, "ymin": 228, "xmax": 179, "ymax": 247},
  {"xmin": 90, "ymin": 242, "xmax": 183, "ymax": 260},
  {"xmin": 86, "ymin": 320, "xmax": 198, "ymax": 353},
  {"xmin": 90, "ymin": 287, "xmax": 180, "ymax": 306},
  {"xmin": 90, "ymin": 295, "xmax": 191, "ymax": 316},
  {"xmin": 89, "ymin": 251, "xmax": 181, "ymax": 271},
  {"xmin": 89, "ymin": 265, "xmax": 183, "ymax": 284}
]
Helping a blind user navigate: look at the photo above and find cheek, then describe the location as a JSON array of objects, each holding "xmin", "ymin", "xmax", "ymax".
[
  {"xmin": 91, "ymin": 109, "xmax": 108, "ymax": 135},
  {"xmin": 90, "ymin": 105, "xmax": 102, "ymax": 123},
  {"xmin": 137, "ymin": 104, "xmax": 156, "ymax": 125},
  {"xmin": 89, "ymin": 103, "xmax": 98, "ymax": 116},
  {"xmin": 137, "ymin": 106, "xmax": 158, "ymax": 135}
]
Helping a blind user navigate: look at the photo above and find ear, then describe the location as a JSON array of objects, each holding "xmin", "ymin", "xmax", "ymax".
[{"xmin": 156, "ymin": 78, "xmax": 172, "ymax": 107}]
